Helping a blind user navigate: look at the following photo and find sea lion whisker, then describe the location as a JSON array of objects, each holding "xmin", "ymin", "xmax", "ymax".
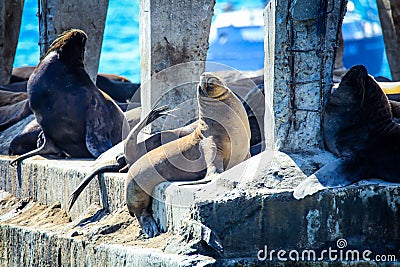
[{"xmin": 160, "ymin": 107, "xmax": 180, "ymax": 117}]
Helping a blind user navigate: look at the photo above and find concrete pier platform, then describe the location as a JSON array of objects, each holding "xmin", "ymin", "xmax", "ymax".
[{"xmin": 0, "ymin": 152, "xmax": 399, "ymax": 266}]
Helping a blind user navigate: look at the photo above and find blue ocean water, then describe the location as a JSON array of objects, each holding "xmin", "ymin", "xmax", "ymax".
[
  {"xmin": 14, "ymin": 0, "xmax": 141, "ymax": 82},
  {"xmin": 13, "ymin": 0, "xmax": 390, "ymax": 83}
]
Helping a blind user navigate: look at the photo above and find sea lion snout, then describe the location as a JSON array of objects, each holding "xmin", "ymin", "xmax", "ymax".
[{"xmin": 198, "ymin": 72, "xmax": 227, "ymax": 98}]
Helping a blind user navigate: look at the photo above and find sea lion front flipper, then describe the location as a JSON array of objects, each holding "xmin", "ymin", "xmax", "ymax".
[
  {"xmin": 293, "ymin": 156, "xmax": 365, "ymax": 200},
  {"xmin": 9, "ymin": 132, "xmax": 63, "ymax": 166},
  {"xmin": 139, "ymin": 211, "xmax": 160, "ymax": 238},
  {"xmin": 85, "ymin": 97, "xmax": 114, "ymax": 157},
  {"xmin": 178, "ymin": 141, "xmax": 224, "ymax": 187}
]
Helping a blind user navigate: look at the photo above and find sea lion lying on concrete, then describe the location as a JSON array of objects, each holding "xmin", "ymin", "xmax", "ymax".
[
  {"xmin": 8, "ymin": 105, "xmax": 141, "ymax": 157},
  {"xmin": 126, "ymin": 73, "xmax": 251, "ymax": 237},
  {"xmin": 294, "ymin": 65, "xmax": 400, "ymax": 199},
  {"xmin": 0, "ymin": 99, "xmax": 32, "ymax": 132},
  {"xmin": 10, "ymin": 29, "xmax": 128, "ymax": 166},
  {"xmin": 8, "ymin": 119, "xmax": 41, "ymax": 155}
]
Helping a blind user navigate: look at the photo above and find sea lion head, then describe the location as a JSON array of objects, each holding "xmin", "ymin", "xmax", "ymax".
[
  {"xmin": 197, "ymin": 72, "xmax": 229, "ymax": 100},
  {"xmin": 333, "ymin": 65, "xmax": 369, "ymax": 106},
  {"xmin": 44, "ymin": 29, "xmax": 87, "ymax": 65}
]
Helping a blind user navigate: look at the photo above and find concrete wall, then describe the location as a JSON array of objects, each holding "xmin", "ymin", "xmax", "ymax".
[
  {"xmin": 0, "ymin": 0, "xmax": 24, "ymax": 85},
  {"xmin": 38, "ymin": 0, "xmax": 109, "ymax": 82},
  {"xmin": 264, "ymin": 0, "xmax": 347, "ymax": 152},
  {"xmin": 139, "ymin": 0, "xmax": 215, "ymax": 131}
]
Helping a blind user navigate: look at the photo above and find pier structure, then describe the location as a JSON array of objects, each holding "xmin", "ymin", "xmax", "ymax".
[{"xmin": 0, "ymin": 0, "xmax": 399, "ymax": 266}]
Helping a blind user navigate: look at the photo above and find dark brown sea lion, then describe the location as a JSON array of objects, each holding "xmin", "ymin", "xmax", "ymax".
[
  {"xmin": 10, "ymin": 66, "xmax": 36, "ymax": 83},
  {"xmin": 126, "ymin": 73, "xmax": 251, "ymax": 237},
  {"xmin": 0, "ymin": 99, "xmax": 32, "ymax": 131},
  {"xmin": 242, "ymin": 83, "xmax": 265, "ymax": 155},
  {"xmin": 8, "ymin": 119, "xmax": 41, "ymax": 155},
  {"xmin": 96, "ymin": 75, "xmax": 140, "ymax": 103},
  {"xmin": 10, "ymin": 29, "xmax": 128, "ymax": 166},
  {"xmin": 10, "ymin": 66, "xmax": 140, "ymax": 103},
  {"xmin": 294, "ymin": 65, "xmax": 400, "ymax": 199},
  {"xmin": 0, "ymin": 90, "xmax": 27, "ymax": 106}
]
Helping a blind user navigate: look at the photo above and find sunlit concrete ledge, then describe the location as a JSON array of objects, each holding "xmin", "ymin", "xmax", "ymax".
[{"xmin": 0, "ymin": 153, "xmax": 399, "ymax": 265}]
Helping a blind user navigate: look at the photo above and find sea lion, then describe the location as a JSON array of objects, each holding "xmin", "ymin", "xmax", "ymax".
[
  {"xmin": 8, "ymin": 119, "xmax": 41, "ymax": 155},
  {"xmin": 0, "ymin": 90, "xmax": 27, "ymax": 107},
  {"xmin": 11, "ymin": 66, "xmax": 36, "ymax": 83},
  {"xmin": 8, "ymin": 104, "xmax": 142, "ymax": 158},
  {"xmin": 67, "ymin": 105, "xmax": 169, "ymax": 210},
  {"xmin": 67, "ymin": 106, "xmax": 198, "ymax": 211},
  {"xmin": 10, "ymin": 29, "xmax": 128, "ymax": 165},
  {"xmin": 242, "ymin": 83, "xmax": 265, "ymax": 152},
  {"xmin": 126, "ymin": 72, "xmax": 251, "ymax": 237},
  {"xmin": 10, "ymin": 66, "xmax": 140, "ymax": 103},
  {"xmin": 294, "ymin": 65, "xmax": 400, "ymax": 199},
  {"xmin": 96, "ymin": 75, "xmax": 140, "ymax": 103},
  {"xmin": 0, "ymin": 99, "xmax": 32, "ymax": 131}
]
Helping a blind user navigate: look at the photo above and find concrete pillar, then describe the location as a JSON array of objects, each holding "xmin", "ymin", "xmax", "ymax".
[
  {"xmin": 38, "ymin": 0, "xmax": 109, "ymax": 82},
  {"xmin": 264, "ymin": 0, "xmax": 347, "ymax": 152},
  {"xmin": 377, "ymin": 0, "xmax": 400, "ymax": 81},
  {"xmin": 0, "ymin": 0, "xmax": 24, "ymax": 85},
  {"xmin": 140, "ymin": 0, "xmax": 215, "ymax": 131}
]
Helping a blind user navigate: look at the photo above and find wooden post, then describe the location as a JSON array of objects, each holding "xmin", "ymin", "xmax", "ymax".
[
  {"xmin": 377, "ymin": 0, "xmax": 400, "ymax": 81},
  {"xmin": 38, "ymin": 0, "xmax": 109, "ymax": 82},
  {"xmin": 0, "ymin": 0, "xmax": 24, "ymax": 85},
  {"xmin": 264, "ymin": 0, "xmax": 347, "ymax": 152},
  {"xmin": 140, "ymin": 0, "xmax": 215, "ymax": 131}
]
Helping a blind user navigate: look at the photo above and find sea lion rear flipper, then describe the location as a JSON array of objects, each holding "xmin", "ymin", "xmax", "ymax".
[
  {"xmin": 389, "ymin": 100, "xmax": 400, "ymax": 118},
  {"xmin": 9, "ymin": 133, "xmax": 62, "ymax": 166},
  {"xmin": 68, "ymin": 157, "xmax": 125, "ymax": 211},
  {"xmin": 293, "ymin": 156, "xmax": 364, "ymax": 200}
]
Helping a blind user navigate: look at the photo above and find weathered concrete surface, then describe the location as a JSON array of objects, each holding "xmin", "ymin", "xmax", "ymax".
[
  {"xmin": 0, "ymin": 191, "xmax": 215, "ymax": 267},
  {"xmin": 0, "ymin": 0, "xmax": 24, "ymax": 85},
  {"xmin": 139, "ymin": 0, "xmax": 215, "ymax": 132},
  {"xmin": 0, "ymin": 156, "xmax": 125, "ymax": 219},
  {"xmin": 38, "ymin": 0, "xmax": 109, "ymax": 82},
  {"xmin": 0, "ymin": 151, "xmax": 399, "ymax": 265},
  {"xmin": 156, "ymin": 150, "xmax": 400, "ymax": 260},
  {"xmin": 264, "ymin": 0, "xmax": 347, "ymax": 151}
]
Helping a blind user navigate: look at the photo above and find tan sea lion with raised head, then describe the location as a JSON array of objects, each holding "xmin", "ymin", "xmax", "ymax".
[{"xmin": 126, "ymin": 72, "xmax": 251, "ymax": 237}]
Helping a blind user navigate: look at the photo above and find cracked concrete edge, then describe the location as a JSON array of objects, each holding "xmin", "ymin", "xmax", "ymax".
[{"xmin": 0, "ymin": 223, "xmax": 216, "ymax": 267}]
